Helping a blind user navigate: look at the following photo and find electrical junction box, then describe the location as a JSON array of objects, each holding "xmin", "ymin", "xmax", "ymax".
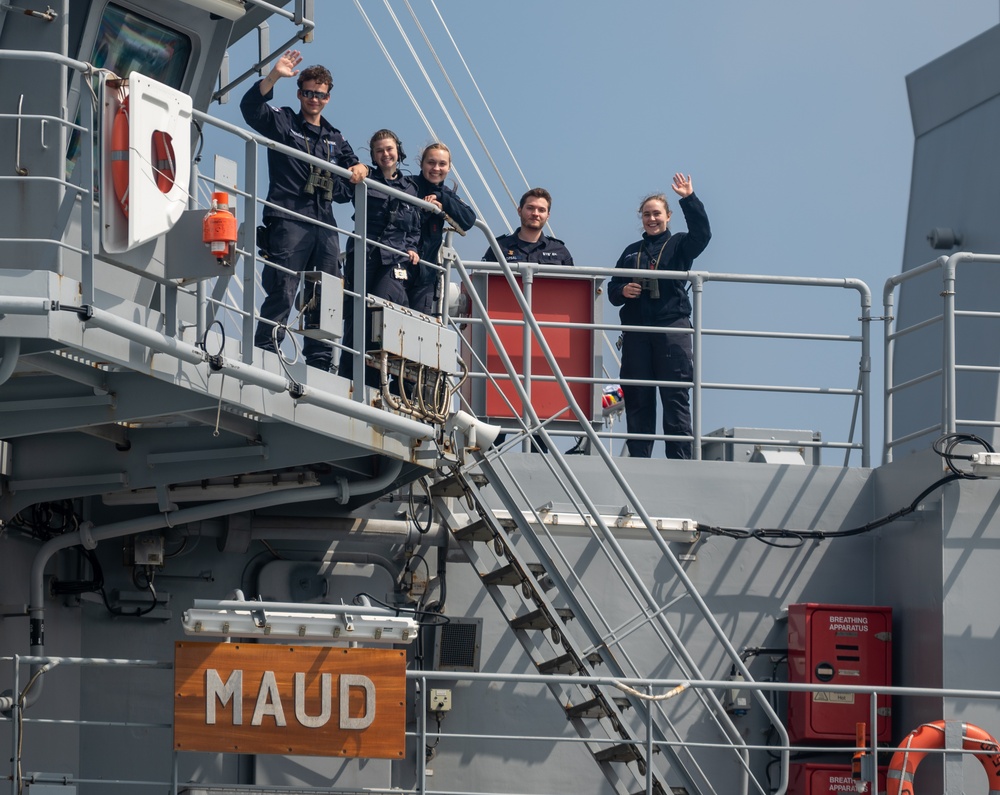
[
  {"xmin": 299, "ymin": 271, "xmax": 344, "ymax": 341},
  {"xmin": 788, "ymin": 763, "xmax": 887, "ymax": 795},
  {"xmin": 371, "ymin": 302, "xmax": 458, "ymax": 370},
  {"xmin": 787, "ymin": 603, "xmax": 892, "ymax": 743},
  {"xmin": 429, "ymin": 688, "xmax": 452, "ymax": 712}
]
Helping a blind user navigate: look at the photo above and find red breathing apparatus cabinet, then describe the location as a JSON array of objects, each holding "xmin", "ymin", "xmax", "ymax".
[
  {"xmin": 787, "ymin": 763, "xmax": 887, "ymax": 795},
  {"xmin": 787, "ymin": 603, "xmax": 892, "ymax": 743}
]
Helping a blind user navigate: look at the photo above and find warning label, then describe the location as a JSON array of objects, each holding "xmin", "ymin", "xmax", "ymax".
[
  {"xmin": 828, "ymin": 614, "xmax": 868, "ymax": 632},
  {"xmin": 813, "ymin": 692, "xmax": 855, "ymax": 704}
]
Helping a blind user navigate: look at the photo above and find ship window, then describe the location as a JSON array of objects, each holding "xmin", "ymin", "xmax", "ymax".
[
  {"xmin": 67, "ymin": 4, "xmax": 191, "ymax": 182},
  {"xmin": 92, "ymin": 4, "xmax": 191, "ymax": 89}
]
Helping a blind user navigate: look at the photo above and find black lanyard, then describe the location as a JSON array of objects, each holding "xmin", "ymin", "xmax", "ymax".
[{"xmin": 637, "ymin": 238, "xmax": 670, "ymax": 270}]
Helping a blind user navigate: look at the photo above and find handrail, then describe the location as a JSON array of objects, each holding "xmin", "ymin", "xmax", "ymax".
[
  {"xmin": 0, "ymin": 47, "xmax": 872, "ymax": 464},
  {"xmin": 9, "ymin": 653, "xmax": 1000, "ymax": 795},
  {"xmin": 454, "ymin": 227, "xmax": 785, "ymax": 795},
  {"xmin": 462, "ymin": 259, "xmax": 872, "ymax": 465},
  {"xmin": 882, "ymin": 252, "xmax": 1000, "ymax": 462}
]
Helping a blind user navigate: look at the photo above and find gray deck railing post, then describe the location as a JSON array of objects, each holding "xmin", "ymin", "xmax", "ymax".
[
  {"xmin": 242, "ymin": 139, "xmax": 258, "ymax": 364},
  {"xmin": 521, "ymin": 265, "xmax": 534, "ymax": 452},
  {"xmin": 351, "ymin": 181, "xmax": 368, "ymax": 402},
  {"xmin": 883, "ymin": 287, "xmax": 895, "ymax": 465},
  {"xmin": 859, "ymin": 282, "xmax": 872, "ymax": 468},
  {"xmin": 79, "ymin": 84, "xmax": 95, "ymax": 306},
  {"xmin": 691, "ymin": 274, "xmax": 704, "ymax": 460},
  {"xmin": 942, "ymin": 255, "xmax": 958, "ymax": 436}
]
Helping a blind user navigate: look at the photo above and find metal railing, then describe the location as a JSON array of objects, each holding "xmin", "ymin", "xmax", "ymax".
[
  {"xmin": 6, "ymin": 653, "xmax": 1000, "ymax": 795},
  {"xmin": 0, "ymin": 48, "xmax": 875, "ymax": 465},
  {"xmin": 883, "ymin": 252, "xmax": 1000, "ymax": 463},
  {"xmin": 457, "ymin": 261, "xmax": 872, "ymax": 465}
]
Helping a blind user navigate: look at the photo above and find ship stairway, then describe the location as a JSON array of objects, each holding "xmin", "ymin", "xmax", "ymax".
[
  {"xmin": 431, "ymin": 456, "xmax": 784, "ymax": 795},
  {"xmin": 423, "ymin": 257, "xmax": 790, "ymax": 795}
]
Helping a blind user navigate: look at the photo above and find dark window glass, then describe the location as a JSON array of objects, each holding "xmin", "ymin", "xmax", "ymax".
[
  {"xmin": 93, "ymin": 4, "xmax": 191, "ymax": 88},
  {"xmin": 68, "ymin": 4, "xmax": 192, "ymax": 175}
]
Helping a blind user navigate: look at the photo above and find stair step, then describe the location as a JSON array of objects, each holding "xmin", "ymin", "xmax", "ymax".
[
  {"xmin": 538, "ymin": 653, "xmax": 583, "ymax": 675},
  {"xmin": 430, "ymin": 472, "xmax": 486, "ymax": 498},
  {"xmin": 631, "ymin": 783, "xmax": 667, "ymax": 795},
  {"xmin": 454, "ymin": 518, "xmax": 492, "ymax": 542},
  {"xmin": 429, "ymin": 474, "xmax": 465, "ymax": 498},
  {"xmin": 510, "ymin": 607, "xmax": 574, "ymax": 631},
  {"xmin": 565, "ymin": 695, "xmax": 631, "ymax": 719},
  {"xmin": 594, "ymin": 742, "xmax": 640, "ymax": 764},
  {"xmin": 481, "ymin": 563, "xmax": 523, "ymax": 586}
]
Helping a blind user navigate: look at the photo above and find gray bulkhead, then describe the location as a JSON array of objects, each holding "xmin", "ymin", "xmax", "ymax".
[{"xmin": 896, "ymin": 24, "xmax": 1000, "ymax": 453}]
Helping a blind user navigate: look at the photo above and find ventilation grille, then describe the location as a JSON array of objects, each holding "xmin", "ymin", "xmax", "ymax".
[{"xmin": 433, "ymin": 617, "xmax": 483, "ymax": 672}]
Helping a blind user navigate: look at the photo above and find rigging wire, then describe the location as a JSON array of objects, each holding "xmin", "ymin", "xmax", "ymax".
[
  {"xmin": 381, "ymin": 0, "xmax": 508, "ymax": 224},
  {"xmin": 428, "ymin": 0, "xmax": 533, "ymax": 209},
  {"xmin": 377, "ymin": 0, "xmax": 496, "ymax": 221},
  {"xmin": 402, "ymin": 0, "xmax": 519, "ymax": 229},
  {"xmin": 353, "ymin": 0, "xmax": 488, "ymax": 225}
]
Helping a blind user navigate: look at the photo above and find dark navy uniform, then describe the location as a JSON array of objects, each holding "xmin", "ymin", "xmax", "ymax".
[
  {"xmin": 409, "ymin": 175, "xmax": 476, "ymax": 315},
  {"xmin": 483, "ymin": 229, "xmax": 574, "ymax": 453},
  {"xmin": 608, "ymin": 193, "xmax": 711, "ymax": 459},
  {"xmin": 240, "ymin": 80, "xmax": 361, "ymax": 369},
  {"xmin": 483, "ymin": 229, "xmax": 574, "ymax": 266},
  {"xmin": 339, "ymin": 170, "xmax": 422, "ymax": 383}
]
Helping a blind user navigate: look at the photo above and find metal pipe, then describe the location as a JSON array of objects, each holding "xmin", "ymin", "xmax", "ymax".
[
  {"xmin": 943, "ymin": 254, "xmax": 959, "ymax": 435},
  {"xmin": 690, "ymin": 274, "xmax": 704, "ymax": 460},
  {"xmin": 246, "ymin": 515, "xmax": 448, "ymax": 546},
  {"xmin": 521, "ymin": 264, "xmax": 533, "ymax": 452},
  {"xmin": 0, "ymin": 336, "xmax": 20, "ymax": 387},
  {"xmin": 351, "ymin": 180, "xmax": 368, "ymax": 403},
  {"xmin": 78, "ymin": 305, "xmax": 435, "ymax": 440},
  {"xmin": 242, "ymin": 138, "xmax": 258, "ymax": 363},
  {"xmin": 1, "ymin": 460, "xmax": 403, "ymax": 713}
]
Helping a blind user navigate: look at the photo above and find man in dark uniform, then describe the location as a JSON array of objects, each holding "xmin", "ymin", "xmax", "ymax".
[
  {"xmin": 484, "ymin": 188, "xmax": 574, "ymax": 452},
  {"xmin": 483, "ymin": 188, "xmax": 573, "ymax": 266},
  {"xmin": 240, "ymin": 49, "xmax": 368, "ymax": 371}
]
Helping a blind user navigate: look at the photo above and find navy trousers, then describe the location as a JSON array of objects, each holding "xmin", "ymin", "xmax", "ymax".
[
  {"xmin": 254, "ymin": 217, "xmax": 341, "ymax": 370},
  {"xmin": 620, "ymin": 318, "xmax": 693, "ymax": 459}
]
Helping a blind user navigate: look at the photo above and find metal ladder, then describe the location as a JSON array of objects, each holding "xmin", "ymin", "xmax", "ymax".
[{"xmin": 430, "ymin": 457, "xmax": 753, "ymax": 795}]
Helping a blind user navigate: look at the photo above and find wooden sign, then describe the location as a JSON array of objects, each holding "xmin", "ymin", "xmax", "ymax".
[{"xmin": 174, "ymin": 641, "xmax": 406, "ymax": 758}]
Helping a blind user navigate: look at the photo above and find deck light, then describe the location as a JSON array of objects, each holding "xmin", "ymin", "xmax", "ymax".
[{"xmin": 182, "ymin": 594, "xmax": 418, "ymax": 644}]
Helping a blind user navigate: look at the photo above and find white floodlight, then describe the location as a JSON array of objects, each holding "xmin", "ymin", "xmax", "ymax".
[
  {"xmin": 970, "ymin": 451, "xmax": 1000, "ymax": 478},
  {"xmin": 181, "ymin": 595, "xmax": 418, "ymax": 644}
]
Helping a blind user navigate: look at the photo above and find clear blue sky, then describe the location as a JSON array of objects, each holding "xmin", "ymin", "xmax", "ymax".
[{"xmin": 214, "ymin": 2, "xmax": 1000, "ymax": 461}]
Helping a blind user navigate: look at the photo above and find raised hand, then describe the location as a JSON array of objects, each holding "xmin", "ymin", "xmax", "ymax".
[
  {"xmin": 273, "ymin": 50, "xmax": 303, "ymax": 80},
  {"xmin": 671, "ymin": 173, "xmax": 693, "ymax": 198}
]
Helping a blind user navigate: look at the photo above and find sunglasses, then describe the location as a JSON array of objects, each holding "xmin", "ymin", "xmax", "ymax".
[{"xmin": 299, "ymin": 89, "xmax": 330, "ymax": 100}]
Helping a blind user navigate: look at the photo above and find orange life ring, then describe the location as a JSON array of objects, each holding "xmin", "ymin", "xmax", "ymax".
[
  {"xmin": 109, "ymin": 96, "xmax": 176, "ymax": 219},
  {"xmin": 110, "ymin": 96, "xmax": 130, "ymax": 217},
  {"xmin": 887, "ymin": 720, "xmax": 1000, "ymax": 795},
  {"xmin": 151, "ymin": 130, "xmax": 176, "ymax": 195}
]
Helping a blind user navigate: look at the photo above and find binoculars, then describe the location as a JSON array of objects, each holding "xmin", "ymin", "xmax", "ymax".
[{"xmin": 303, "ymin": 165, "xmax": 335, "ymax": 201}]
